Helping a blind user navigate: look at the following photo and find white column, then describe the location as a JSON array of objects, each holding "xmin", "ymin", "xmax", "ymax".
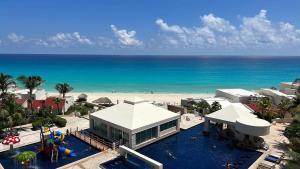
[{"xmin": 204, "ymin": 119, "xmax": 210, "ymax": 133}]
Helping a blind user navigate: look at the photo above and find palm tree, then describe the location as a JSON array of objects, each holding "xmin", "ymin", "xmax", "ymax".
[
  {"xmin": 17, "ymin": 75, "xmax": 44, "ymax": 112},
  {"xmin": 194, "ymin": 100, "xmax": 211, "ymax": 115},
  {"xmin": 0, "ymin": 72, "xmax": 15, "ymax": 99},
  {"xmin": 53, "ymin": 97, "xmax": 62, "ymax": 115},
  {"xmin": 210, "ymin": 101, "xmax": 222, "ymax": 113},
  {"xmin": 55, "ymin": 83, "xmax": 73, "ymax": 98},
  {"xmin": 278, "ymin": 99, "xmax": 292, "ymax": 118}
]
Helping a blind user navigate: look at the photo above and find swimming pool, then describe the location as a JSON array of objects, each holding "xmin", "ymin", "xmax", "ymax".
[
  {"xmin": 0, "ymin": 135, "xmax": 100, "ymax": 169},
  {"xmin": 101, "ymin": 124, "xmax": 262, "ymax": 169}
]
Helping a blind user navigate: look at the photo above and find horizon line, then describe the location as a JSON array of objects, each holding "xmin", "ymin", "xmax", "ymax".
[{"xmin": 1, "ymin": 53, "xmax": 300, "ymax": 58}]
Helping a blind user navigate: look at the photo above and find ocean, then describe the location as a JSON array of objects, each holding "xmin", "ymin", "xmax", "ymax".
[{"xmin": 0, "ymin": 54, "xmax": 299, "ymax": 93}]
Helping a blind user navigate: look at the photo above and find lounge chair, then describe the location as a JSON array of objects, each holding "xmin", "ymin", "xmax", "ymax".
[
  {"xmin": 265, "ymin": 154, "xmax": 281, "ymax": 164},
  {"xmin": 257, "ymin": 161, "xmax": 275, "ymax": 169}
]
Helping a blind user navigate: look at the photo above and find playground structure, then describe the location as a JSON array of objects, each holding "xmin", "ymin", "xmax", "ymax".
[
  {"xmin": 2, "ymin": 128, "xmax": 20, "ymax": 145},
  {"xmin": 40, "ymin": 127, "xmax": 76, "ymax": 163}
]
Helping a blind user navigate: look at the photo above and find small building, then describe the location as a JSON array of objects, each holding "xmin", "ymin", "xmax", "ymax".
[
  {"xmin": 89, "ymin": 97, "xmax": 180, "ymax": 150},
  {"xmin": 259, "ymin": 88, "xmax": 294, "ymax": 105},
  {"xmin": 204, "ymin": 103, "xmax": 270, "ymax": 144},
  {"xmin": 13, "ymin": 88, "xmax": 47, "ymax": 100},
  {"xmin": 32, "ymin": 96, "xmax": 73, "ymax": 114},
  {"xmin": 215, "ymin": 89, "xmax": 263, "ymax": 103},
  {"xmin": 280, "ymin": 80, "xmax": 300, "ymax": 95}
]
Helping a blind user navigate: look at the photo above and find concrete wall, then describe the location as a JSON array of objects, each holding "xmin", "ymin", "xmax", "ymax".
[{"xmin": 167, "ymin": 105, "xmax": 186, "ymax": 115}]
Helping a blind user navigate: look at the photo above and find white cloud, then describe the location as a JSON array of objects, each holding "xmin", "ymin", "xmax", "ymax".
[
  {"xmin": 7, "ymin": 33, "xmax": 24, "ymax": 43},
  {"xmin": 155, "ymin": 18, "xmax": 216, "ymax": 47},
  {"xmin": 156, "ymin": 19, "xmax": 184, "ymax": 33},
  {"xmin": 110, "ymin": 25, "xmax": 143, "ymax": 47},
  {"xmin": 37, "ymin": 32, "xmax": 93, "ymax": 47},
  {"xmin": 156, "ymin": 10, "xmax": 300, "ymax": 50},
  {"xmin": 200, "ymin": 14, "xmax": 236, "ymax": 33}
]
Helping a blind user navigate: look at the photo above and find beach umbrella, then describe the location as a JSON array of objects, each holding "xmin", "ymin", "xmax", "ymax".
[{"xmin": 92, "ymin": 97, "xmax": 112, "ymax": 105}]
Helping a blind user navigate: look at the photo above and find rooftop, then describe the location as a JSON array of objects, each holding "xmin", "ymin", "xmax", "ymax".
[
  {"xmin": 90, "ymin": 97, "xmax": 179, "ymax": 131},
  {"xmin": 203, "ymin": 97, "xmax": 232, "ymax": 108},
  {"xmin": 260, "ymin": 88, "xmax": 292, "ymax": 97},
  {"xmin": 217, "ymin": 88, "xmax": 262, "ymax": 97}
]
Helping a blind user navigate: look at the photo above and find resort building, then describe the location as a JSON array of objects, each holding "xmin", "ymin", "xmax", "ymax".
[
  {"xmin": 280, "ymin": 80, "xmax": 300, "ymax": 95},
  {"xmin": 259, "ymin": 88, "xmax": 294, "ymax": 105},
  {"xmin": 215, "ymin": 88, "xmax": 263, "ymax": 103},
  {"xmin": 13, "ymin": 88, "xmax": 47, "ymax": 100},
  {"xmin": 31, "ymin": 96, "xmax": 74, "ymax": 114},
  {"xmin": 203, "ymin": 97, "xmax": 232, "ymax": 108},
  {"xmin": 204, "ymin": 103, "xmax": 270, "ymax": 146},
  {"xmin": 89, "ymin": 97, "xmax": 180, "ymax": 150}
]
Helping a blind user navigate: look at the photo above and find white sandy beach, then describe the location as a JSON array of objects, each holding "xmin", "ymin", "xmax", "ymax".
[{"xmin": 48, "ymin": 92, "xmax": 214, "ymax": 105}]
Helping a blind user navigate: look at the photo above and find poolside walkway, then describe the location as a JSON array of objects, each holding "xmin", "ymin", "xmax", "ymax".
[
  {"xmin": 249, "ymin": 123, "xmax": 289, "ymax": 169},
  {"xmin": 180, "ymin": 113, "xmax": 204, "ymax": 129},
  {"xmin": 0, "ymin": 115, "xmax": 90, "ymax": 153},
  {"xmin": 59, "ymin": 149, "xmax": 119, "ymax": 169}
]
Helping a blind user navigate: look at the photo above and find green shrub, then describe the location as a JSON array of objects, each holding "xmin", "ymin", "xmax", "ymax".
[
  {"xmin": 53, "ymin": 116, "xmax": 67, "ymax": 127},
  {"xmin": 284, "ymin": 120, "xmax": 300, "ymax": 139},
  {"xmin": 32, "ymin": 120, "xmax": 43, "ymax": 130}
]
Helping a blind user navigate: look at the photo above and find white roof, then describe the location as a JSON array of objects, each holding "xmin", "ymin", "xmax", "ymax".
[
  {"xmin": 261, "ymin": 88, "xmax": 289, "ymax": 97},
  {"xmin": 206, "ymin": 103, "xmax": 270, "ymax": 136},
  {"xmin": 260, "ymin": 88, "xmax": 295, "ymax": 99},
  {"xmin": 204, "ymin": 97, "xmax": 232, "ymax": 108},
  {"xmin": 90, "ymin": 97, "xmax": 179, "ymax": 131},
  {"xmin": 217, "ymin": 88, "xmax": 262, "ymax": 97},
  {"xmin": 206, "ymin": 103, "xmax": 256, "ymax": 124}
]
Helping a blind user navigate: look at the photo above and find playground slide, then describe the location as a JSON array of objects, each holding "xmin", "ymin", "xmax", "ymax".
[{"xmin": 58, "ymin": 146, "xmax": 77, "ymax": 157}]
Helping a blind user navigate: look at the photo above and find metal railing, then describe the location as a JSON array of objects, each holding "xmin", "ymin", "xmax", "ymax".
[{"xmin": 69, "ymin": 128, "xmax": 120, "ymax": 150}]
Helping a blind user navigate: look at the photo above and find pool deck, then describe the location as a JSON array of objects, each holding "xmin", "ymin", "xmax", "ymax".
[
  {"xmin": 58, "ymin": 149, "xmax": 119, "ymax": 169},
  {"xmin": 249, "ymin": 123, "xmax": 289, "ymax": 169},
  {"xmin": 180, "ymin": 113, "xmax": 204, "ymax": 130},
  {"xmin": 0, "ymin": 115, "xmax": 90, "ymax": 153}
]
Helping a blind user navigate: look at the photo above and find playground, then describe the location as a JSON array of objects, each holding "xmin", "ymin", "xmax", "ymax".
[{"xmin": 0, "ymin": 127, "xmax": 99, "ymax": 169}]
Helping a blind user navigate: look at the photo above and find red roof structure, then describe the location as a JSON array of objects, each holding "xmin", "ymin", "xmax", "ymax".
[
  {"xmin": 15, "ymin": 98, "xmax": 27, "ymax": 105},
  {"xmin": 245, "ymin": 103, "xmax": 261, "ymax": 113},
  {"xmin": 32, "ymin": 97, "xmax": 65, "ymax": 110}
]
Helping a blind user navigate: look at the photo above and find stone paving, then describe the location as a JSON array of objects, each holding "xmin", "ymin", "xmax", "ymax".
[{"xmin": 180, "ymin": 113, "xmax": 204, "ymax": 129}]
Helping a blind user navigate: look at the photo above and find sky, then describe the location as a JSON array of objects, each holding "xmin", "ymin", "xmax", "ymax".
[{"xmin": 1, "ymin": 0, "xmax": 300, "ymax": 56}]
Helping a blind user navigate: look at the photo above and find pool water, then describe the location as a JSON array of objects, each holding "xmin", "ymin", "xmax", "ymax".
[
  {"xmin": 102, "ymin": 124, "xmax": 262, "ymax": 169},
  {"xmin": 0, "ymin": 135, "xmax": 100, "ymax": 169}
]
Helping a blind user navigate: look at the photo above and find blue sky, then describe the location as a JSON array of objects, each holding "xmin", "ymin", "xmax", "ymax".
[{"xmin": 1, "ymin": 0, "xmax": 300, "ymax": 55}]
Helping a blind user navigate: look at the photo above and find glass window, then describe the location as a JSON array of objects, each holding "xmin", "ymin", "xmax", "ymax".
[
  {"xmin": 110, "ymin": 127, "xmax": 123, "ymax": 141},
  {"xmin": 93, "ymin": 120, "xmax": 108, "ymax": 137},
  {"xmin": 160, "ymin": 120, "xmax": 177, "ymax": 132},
  {"xmin": 136, "ymin": 127, "xmax": 157, "ymax": 145}
]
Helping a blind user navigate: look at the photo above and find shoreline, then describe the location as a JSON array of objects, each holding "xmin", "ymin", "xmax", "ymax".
[{"xmin": 48, "ymin": 92, "xmax": 214, "ymax": 105}]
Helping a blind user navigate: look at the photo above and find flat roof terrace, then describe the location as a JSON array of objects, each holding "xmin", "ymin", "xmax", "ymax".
[{"xmin": 217, "ymin": 89, "xmax": 263, "ymax": 97}]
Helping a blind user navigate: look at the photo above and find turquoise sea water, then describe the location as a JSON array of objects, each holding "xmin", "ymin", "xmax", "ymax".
[{"xmin": 0, "ymin": 54, "xmax": 299, "ymax": 93}]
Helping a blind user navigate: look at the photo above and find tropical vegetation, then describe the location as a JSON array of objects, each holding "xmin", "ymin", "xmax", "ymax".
[
  {"xmin": 188, "ymin": 100, "xmax": 221, "ymax": 115},
  {"xmin": 55, "ymin": 83, "xmax": 73, "ymax": 98},
  {"xmin": 15, "ymin": 151, "xmax": 36, "ymax": 168},
  {"xmin": 0, "ymin": 72, "xmax": 15, "ymax": 99},
  {"xmin": 17, "ymin": 75, "xmax": 44, "ymax": 112},
  {"xmin": 0, "ymin": 72, "xmax": 70, "ymax": 132},
  {"xmin": 283, "ymin": 86, "xmax": 300, "ymax": 168}
]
